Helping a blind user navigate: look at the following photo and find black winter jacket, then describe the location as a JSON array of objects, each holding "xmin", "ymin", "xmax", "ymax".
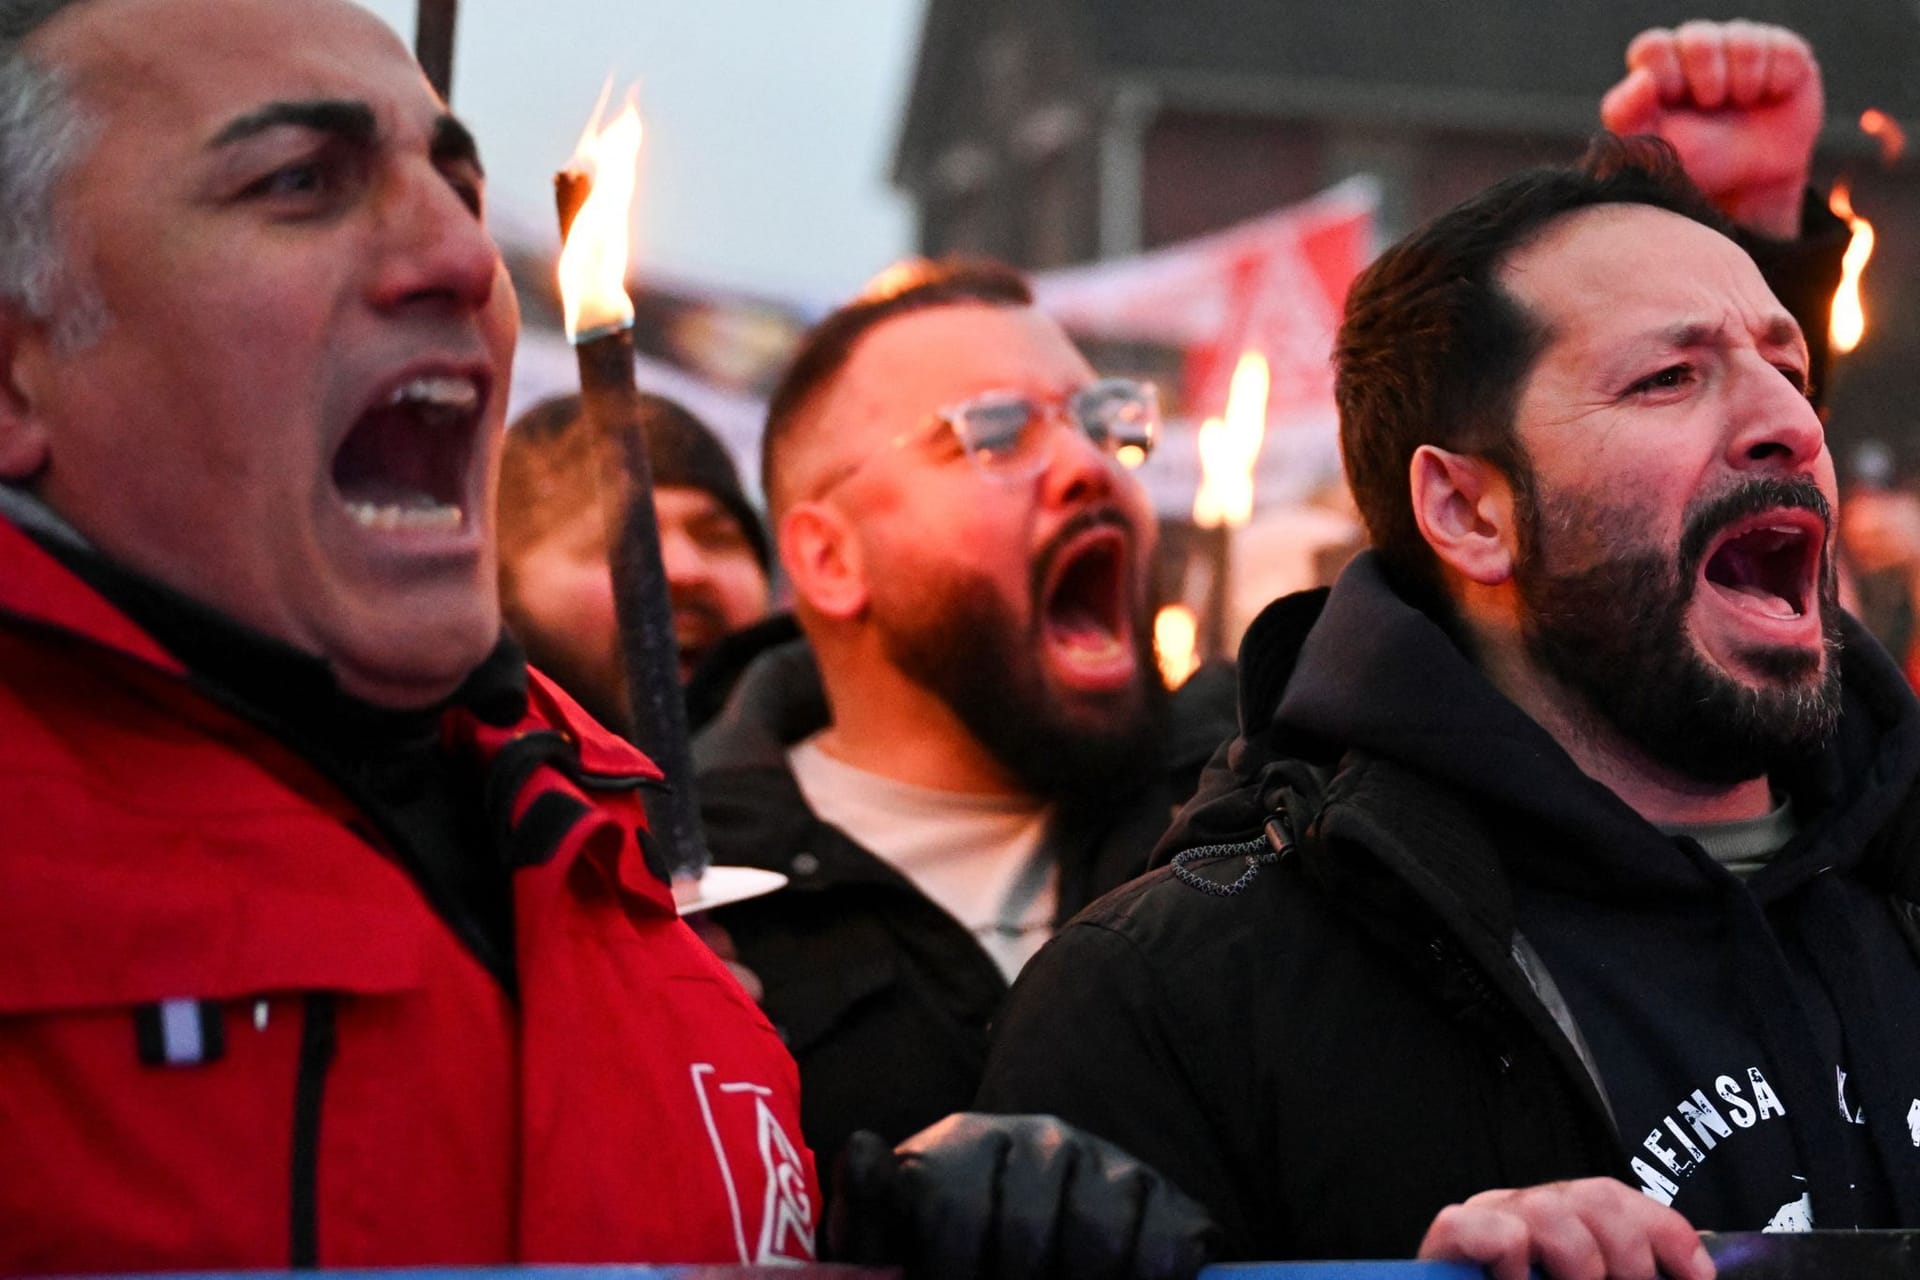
[
  {"xmin": 696, "ymin": 632, "xmax": 1236, "ymax": 1172},
  {"xmin": 976, "ymin": 555, "xmax": 1920, "ymax": 1261}
]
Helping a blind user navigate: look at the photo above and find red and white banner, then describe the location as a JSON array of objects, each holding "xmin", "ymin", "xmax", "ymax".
[{"xmin": 1034, "ymin": 177, "xmax": 1378, "ymax": 510}]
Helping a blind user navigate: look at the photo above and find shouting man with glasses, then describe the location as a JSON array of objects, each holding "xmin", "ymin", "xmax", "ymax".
[{"xmin": 694, "ymin": 258, "xmax": 1236, "ymax": 1173}]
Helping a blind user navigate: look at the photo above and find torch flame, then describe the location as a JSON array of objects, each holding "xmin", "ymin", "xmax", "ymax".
[
  {"xmin": 1154, "ymin": 604, "xmax": 1200, "ymax": 689},
  {"xmin": 1829, "ymin": 181, "xmax": 1875, "ymax": 356},
  {"xmin": 1860, "ymin": 109, "xmax": 1906, "ymax": 168},
  {"xmin": 558, "ymin": 84, "xmax": 642, "ymax": 342},
  {"xmin": 1193, "ymin": 350, "xmax": 1270, "ymax": 529}
]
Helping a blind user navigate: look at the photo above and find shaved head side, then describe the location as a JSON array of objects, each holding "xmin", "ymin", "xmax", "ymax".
[
  {"xmin": 761, "ymin": 257, "xmax": 1031, "ymax": 520},
  {"xmin": 0, "ymin": 0, "xmax": 104, "ymax": 349}
]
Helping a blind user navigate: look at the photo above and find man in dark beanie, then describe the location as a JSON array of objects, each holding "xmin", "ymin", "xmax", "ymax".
[{"xmin": 498, "ymin": 390, "xmax": 775, "ymax": 734}]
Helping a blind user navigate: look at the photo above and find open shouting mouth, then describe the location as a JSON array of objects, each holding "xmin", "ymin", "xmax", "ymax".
[
  {"xmin": 1697, "ymin": 506, "xmax": 1827, "ymax": 646},
  {"xmin": 1036, "ymin": 514, "xmax": 1140, "ymax": 693},
  {"xmin": 332, "ymin": 371, "xmax": 488, "ymax": 535},
  {"xmin": 1701, "ymin": 512, "xmax": 1823, "ymax": 618}
]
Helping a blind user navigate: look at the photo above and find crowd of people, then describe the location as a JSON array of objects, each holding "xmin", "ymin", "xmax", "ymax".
[{"xmin": 3, "ymin": 3, "xmax": 1917, "ymax": 1279}]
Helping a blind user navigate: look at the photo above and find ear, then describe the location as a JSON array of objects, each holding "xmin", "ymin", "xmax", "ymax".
[
  {"xmin": 777, "ymin": 500, "xmax": 867, "ymax": 621},
  {"xmin": 0, "ymin": 306, "xmax": 52, "ymax": 482},
  {"xmin": 1409, "ymin": 444, "xmax": 1516, "ymax": 587}
]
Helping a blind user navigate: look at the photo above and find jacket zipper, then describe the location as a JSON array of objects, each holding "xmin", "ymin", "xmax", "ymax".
[
  {"xmin": 289, "ymin": 993, "xmax": 338, "ymax": 1267},
  {"xmin": 1429, "ymin": 933, "xmax": 1618, "ymax": 1176}
]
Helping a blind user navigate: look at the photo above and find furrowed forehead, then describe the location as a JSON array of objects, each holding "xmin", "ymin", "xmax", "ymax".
[{"xmin": 1503, "ymin": 205, "xmax": 1786, "ymax": 348}]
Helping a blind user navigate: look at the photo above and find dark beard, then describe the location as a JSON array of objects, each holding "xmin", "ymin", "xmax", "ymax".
[
  {"xmin": 1515, "ymin": 476, "xmax": 1844, "ymax": 785},
  {"xmin": 878, "ymin": 523, "xmax": 1166, "ymax": 800}
]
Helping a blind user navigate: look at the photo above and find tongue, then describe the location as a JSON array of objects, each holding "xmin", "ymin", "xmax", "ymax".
[
  {"xmin": 1052, "ymin": 617, "xmax": 1123, "ymax": 666},
  {"xmin": 1723, "ymin": 580, "xmax": 1795, "ymax": 613},
  {"xmin": 1044, "ymin": 584, "xmax": 1134, "ymax": 685}
]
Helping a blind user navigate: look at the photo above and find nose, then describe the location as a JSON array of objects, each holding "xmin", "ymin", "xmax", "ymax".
[
  {"xmin": 1036, "ymin": 410, "xmax": 1122, "ymax": 509},
  {"xmin": 1724, "ymin": 359, "xmax": 1827, "ymax": 475},
  {"xmin": 659, "ymin": 523, "xmax": 711, "ymax": 593},
  {"xmin": 370, "ymin": 165, "xmax": 504, "ymax": 315}
]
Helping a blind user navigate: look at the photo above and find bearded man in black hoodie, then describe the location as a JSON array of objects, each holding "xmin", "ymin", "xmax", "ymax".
[{"xmin": 976, "ymin": 22, "xmax": 1914, "ymax": 1280}]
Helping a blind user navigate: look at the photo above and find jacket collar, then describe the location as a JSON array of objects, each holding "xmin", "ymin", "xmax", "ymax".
[
  {"xmin": 0, "ymin": 502, "xmax": 674, "ymax": 919},
  {"xmin": 0, "ymin": 495, "xmax": 184, "ymax": 675}
]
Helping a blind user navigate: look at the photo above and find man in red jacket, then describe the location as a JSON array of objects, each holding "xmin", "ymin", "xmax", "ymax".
[{"xmin": 0, "ymin": 0, "xmax": 818, "ymax": 1270}]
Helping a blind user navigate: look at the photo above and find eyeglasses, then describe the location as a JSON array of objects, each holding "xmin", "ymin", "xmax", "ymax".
[{"xmin": 815, "ymin": 378, "xmax": 1160, "ymax": 498}]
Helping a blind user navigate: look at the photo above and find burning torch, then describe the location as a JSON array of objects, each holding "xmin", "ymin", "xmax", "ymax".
[
  {"xmin": 1154, "ymin": 604, "xmax": 1201, "ymax": 690},
  {"xmin": 1189, "ymin": 350, "xmax": 1271, "ymax": 659},
  {"xmin": 554, "ymin": 89, "xmax": 709, "ymax": 877},
  {"xmin": 1827, "ymin": 110, "xmax": 1900, "ymax": 361},
  {"xmin": 1829, "ymin": 180, "xmax": 1876, "ymax": 359}
]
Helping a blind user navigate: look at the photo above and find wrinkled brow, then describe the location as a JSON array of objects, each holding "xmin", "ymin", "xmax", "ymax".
[{"xmin": 1655, "ymin": 315, "xmax": 1806, "ymax": 358}]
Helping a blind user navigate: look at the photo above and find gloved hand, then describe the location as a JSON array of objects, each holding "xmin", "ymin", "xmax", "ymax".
[{"xmin": 828, "ymin": 1113, "xmax": 1219, "ymax": 1280}]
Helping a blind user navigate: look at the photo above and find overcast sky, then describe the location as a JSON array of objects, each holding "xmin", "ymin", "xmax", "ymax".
[{"xmin": 358, "ymin": 1, "xmax": 925, "ymax": 305}]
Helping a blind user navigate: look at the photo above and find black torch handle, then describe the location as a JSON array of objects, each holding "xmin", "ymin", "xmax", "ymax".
[
  {"xmin": 413, "ymin": 0, "xmax": 459, "ymax": 103},
  {"xmin": 576, "ymin": 334, "xmax": 711, "ymax": 877},
  {"xmin": 555, "ymin": 168, "xmax": 709, "ymax": 877}
]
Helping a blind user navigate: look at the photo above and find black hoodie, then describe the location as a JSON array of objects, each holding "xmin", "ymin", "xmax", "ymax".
[{"xmin": 977, "ymin": 552, "xmax": 1920, "ymax": 1259}]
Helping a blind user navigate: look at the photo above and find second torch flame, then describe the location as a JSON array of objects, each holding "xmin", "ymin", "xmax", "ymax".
[
  {"xmin": 1829, "ymin": 181, "xmax": 1875, "ymax": 357},
  {"xmin": 1193, "ymin": 350, "xmax": 1271, "ymax": 529},
  {"xmin": 558, "ymin": 88, "xmax": 642, "ymax": 340},
  {"xmin": 1154, "ymin": 605, "xmax": 1200, "ymax": 690},
  {"xmin": 1161, "ymin": 349, "xmax": 1270, "ymax": 685}
]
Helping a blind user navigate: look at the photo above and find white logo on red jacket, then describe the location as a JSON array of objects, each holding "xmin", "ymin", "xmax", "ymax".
[{"xmin": 692, "ymin": 1063, "xmax": 817, "ymax": 1262}]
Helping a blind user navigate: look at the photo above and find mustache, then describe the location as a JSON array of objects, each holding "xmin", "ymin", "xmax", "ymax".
[
  {"xmin": 1677, "ymin": 476, "xmax": 1832, "ymax": 578},
  {"xmin": 1030, "ymin": 505, "xmax": 1136, "ymax": 594}
]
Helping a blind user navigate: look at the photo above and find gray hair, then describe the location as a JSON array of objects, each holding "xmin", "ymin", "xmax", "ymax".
[{"xmin": 0, "ymin": 0, "xmax": 105, "ymax": 349}]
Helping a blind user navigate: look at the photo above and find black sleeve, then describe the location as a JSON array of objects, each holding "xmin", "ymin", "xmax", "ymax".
[
  {"xmin": 973, "ymin": 918, "xmax": 1257, "ymax": 1257},
  {"xmin": 1740, "ymin": 189, "xmax": 1851, "ymax": 411}
]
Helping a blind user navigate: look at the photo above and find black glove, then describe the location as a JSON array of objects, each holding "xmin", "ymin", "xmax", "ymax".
[{"xmin": 828, "ymin": 1113, "xmax": 1219, "ymax": 1280}]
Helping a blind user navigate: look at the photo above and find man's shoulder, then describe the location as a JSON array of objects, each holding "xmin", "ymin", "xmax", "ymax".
[
  {"xmin": 1060, "ymin": 842, "xmax": 1324, "ymax": 978},
  {"xmin": 0, "ymin": 592, "xmax": 258, "ymax": 796},
  {"xmin": 0, "ymin": 514, "xmax": 183, "ymax": 679},
  {"xmin": 522, "ymin": 666, "xmax": 663, "ymax": 782}
]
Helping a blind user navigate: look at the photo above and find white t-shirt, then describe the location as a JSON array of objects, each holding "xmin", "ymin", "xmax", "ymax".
[{"xmin": 787, "ymin": 736, "xmax": 1056, "ymax": 981}]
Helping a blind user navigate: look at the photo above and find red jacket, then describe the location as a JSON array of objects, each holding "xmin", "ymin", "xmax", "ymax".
[{"xmin": 0, "ymin": 515, "xmax": 818, "ymax": 1274}]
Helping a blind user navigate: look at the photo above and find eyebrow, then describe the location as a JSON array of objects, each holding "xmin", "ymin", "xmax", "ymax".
[
  {"xmin": 1655, "ymin": 315, "xmax": 1807, "ymax": 356},
  {"xmin": 205, "ymin": 101, "xmax": 483, "ymax": 180},
  {"xmin": 208, "ymin": 99, "xmax": 376, "ymax": 150},
  {"xmin": 431, "ymin": 115, "xmax": 484, "ymax": 177},
  {"xmin": 1761, "ymin": 315, "xmax": 1807, "ymax": 352}
]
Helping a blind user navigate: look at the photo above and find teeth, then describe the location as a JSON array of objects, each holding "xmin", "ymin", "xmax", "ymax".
[
  {"xmin": 387, "ymin": 374, "xmax": 480, "ymax": 413},
  {"xmin": 344, "ymin": 500, "xmax": 463, "ymax": 532}
]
